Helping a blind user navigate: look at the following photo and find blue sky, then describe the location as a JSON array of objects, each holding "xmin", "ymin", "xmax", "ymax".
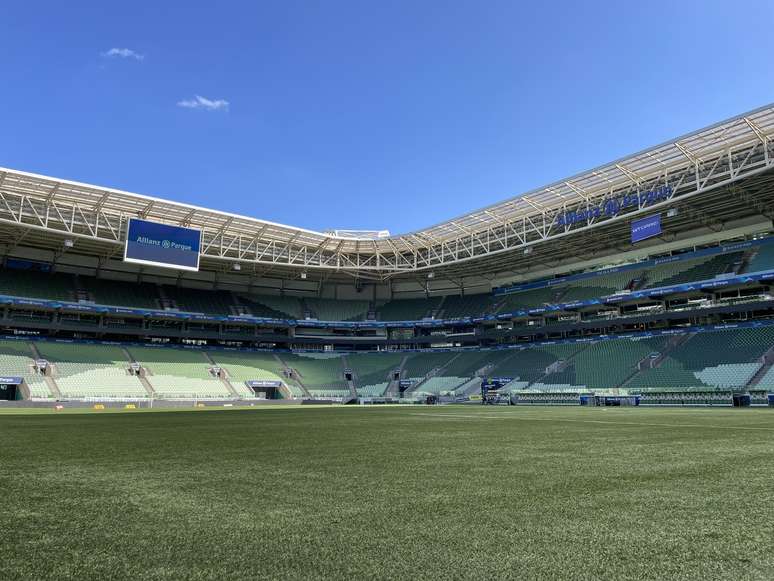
[{"xmin": 1, "ymin": 1, "xmax": 772, "ymax": 235}]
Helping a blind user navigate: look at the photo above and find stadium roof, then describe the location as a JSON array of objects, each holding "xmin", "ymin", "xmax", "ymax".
[{"xmin": 0, "ymin": 103, "xmax": 773, "ymax": 282}]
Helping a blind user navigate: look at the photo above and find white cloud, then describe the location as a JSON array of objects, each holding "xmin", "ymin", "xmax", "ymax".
[
  {"xmin": 101, "ymin": 48, "xmax": 145, "ymax": 61},
  {"xmin": 177, "ymin": 95, "xmax": 230, "ymax": 112}
]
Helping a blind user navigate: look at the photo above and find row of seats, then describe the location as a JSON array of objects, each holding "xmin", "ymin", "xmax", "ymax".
[{"xmin": 639, "ymin": 392, "xmax": 733, "ymax": 405}]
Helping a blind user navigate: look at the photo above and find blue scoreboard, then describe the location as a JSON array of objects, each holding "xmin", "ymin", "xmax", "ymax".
[{"xmin": 124, "ymin": 218, "xmax": 202, "ymax": 271}]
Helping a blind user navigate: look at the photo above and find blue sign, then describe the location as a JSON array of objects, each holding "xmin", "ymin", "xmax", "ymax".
[
  {"xmin": 556, "ymin": 185, "xmax": 671, "ymax": 227},
  {"xmin": 631, "ymin": 214, "xmax": 661, "ymax": 243},
  {"xmin": 0, "ymin": 377, "xmax": 23, "ymax": 385},
  {"xmin": 124, "ymin": 218, "xmax": 202, "ymax": 271}
]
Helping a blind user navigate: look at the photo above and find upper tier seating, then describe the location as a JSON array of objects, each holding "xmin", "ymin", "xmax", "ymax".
[
  {"xmin": 0, "ymin": 243, "xmax": 763, "ymax": 326},
  {"xmin": 79, "ymin": 277, "xmax": 160, "ymax": 309},
  {"xmin": 234, "ymin": 295, "xmax": 300, "ymax": 319},
  {"xmin": 0, "ymin": 340, "xmax": 52, "ymax": 398},
  {"xmin": 162, "ymin": 286, "xmax": 236, "ymax": 315},
  {"xmin": 439, "ymin": 294, "xmax": 500, "ymax": 318},
  {"xmin": 746, "ymin": 245, "xmax": 774, "ymax": 273},
  {"xmin": 304, "ymin": 299, "xmax": 370, "ymax": 322},
  {"xmin": 496, "ymin": 287, "xmax": 567, "ymax": 312},
  {"xmin": 35, "ymin": 342, "xmax": 147, "ymax": 399},
  {"xmin": 0, "ymin": 269, "xmax": 75, "ymax": 301},
  {"xmin": 376, "ymin": 297, "xmax": 442, "ymax": 321},
  {"xmin": 641, "ymin": 252, "xmax": 742, "ymax": 289},
  {"xmin": 558, "ymin": 269, "xmax": 644, "ymax": 302}
]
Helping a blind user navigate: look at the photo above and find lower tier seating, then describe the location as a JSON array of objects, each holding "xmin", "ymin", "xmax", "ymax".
[
  {"xmin": 0, "ymin": 340, "xmax": 52, "ymax": 398},
  {"xmin": 6, "ymin": 324, "xmax": 774, "ymax": 401}
]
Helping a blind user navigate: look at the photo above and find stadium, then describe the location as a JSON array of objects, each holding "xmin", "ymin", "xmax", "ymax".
[
  {"xmin": 1, "ymin": 105, "xmax": 774, "ymax": 406},
  {"xmin": 3, "ymin": 104, "xmax": 774, "ymax": 579}
]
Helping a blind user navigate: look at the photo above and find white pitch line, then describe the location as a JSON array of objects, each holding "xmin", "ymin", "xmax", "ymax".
[{"xmin": 405, "ymin": 411, "xmax": 774, "ymax": 432}]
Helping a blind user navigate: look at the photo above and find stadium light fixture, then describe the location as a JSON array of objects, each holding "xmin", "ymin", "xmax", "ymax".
[
  {"xmin": 427, "ymin": 272, "xmax": 435, "ymax": 279},
  {"xmin": 63, "ymin": 239, "xmax": 74, "ymax": 248},
  {"xmin": 232, "ymin": 263, "xmax": 241, "ymax": 271},
  {"xmin": 300, "ymin": 272, "xmax": 307, "ymax": 279}
]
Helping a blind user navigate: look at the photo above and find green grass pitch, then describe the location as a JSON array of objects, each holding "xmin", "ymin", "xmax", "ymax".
[{"xmin": 2, "ymin": 405, "xmax": 773, "ymax": 580}]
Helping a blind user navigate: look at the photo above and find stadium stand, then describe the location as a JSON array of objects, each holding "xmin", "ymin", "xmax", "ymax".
[
  {"xmin": 0, "ymin": 269, "xmax": 75, "ymax": 301},
  {"xmin": 127, "ymin": 346, "xmax": 232, "ymax": 399},
  {"xmin": 4, "ymin": 320, "xmax": 774, "ymax": 402},
  {"xmin": 79, "ymin": 277, "xmax": 160, "ymax": 309},
  {"xmin": 233, "ymin": 294, "xmax": 300, "ymax": 319},
  {"xmin": 496, "ymin": 286, "xmax": 567, "ymax": 312},
  {"xmin": 0, "ymin": 340, "xmax": 52, "ymax": 398},
  {"xmin": 280, "ymin": 353, "xmax": 349, "ymax": 394},
  {"xmin": 208, "ymin": 350, "xmax": 300, "ymax": 398},
  {"xmin": 746, "ymin": 245, "xmax": 774, "ymax": 273},
  {"xmin": 376, "ymin": 297, "xmax": 442, "ymax": 321},
  {"xmin": 403, "ymin": 352, "xmax": 458, "ymax": 381},
  {"xmin": 441, "ymin": 350, "xmax": 499, "ymax": 377},
  {"xmin": 0, "ymin": 246, "xmax": 767, "ymax": 324},
  {"xmin": 544, "ymin": 337, "xmax": 668, "ymax": 391},
  {"xmin": 347, "ymin": 352, "xmax": 403, "ymax": 395},
  {"xmin": 492, "ymin": 344, "xmax": 584, "ymax": 383},
  {"xmin": 754, "ymin": 366, "xmax": 774, "ymax": 390},
  {"xmin": 304, "ymin": 299, "xmax": 370, "ymax": 322},
  {"xmin": 641, "ymin": 252, "xmax": 742, "ymax": 289},
  {"xmin": 356, "ymin": 382, "xmax": 389, "ymax": 397},
  {"xmin": 557, "ymin": 269, "xmax": 643, "ymax": 302},
  {"xmin": 162, "ymin": 286, "xmax": 236, "ymax": 315},
  {"xmin": 627, "ymin": 327, "xmax": 774, "ymax": 390},
  {"xmin": 414, "ymin": 376, "xmax": 469, "ymax": 394},
  {"xmin": 35, "ymin": 342, "xmax": 147, "ymax": 399},
  {"xmin": 439, "ymin": 294, "xmax": 499, "ymax": 318}
]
